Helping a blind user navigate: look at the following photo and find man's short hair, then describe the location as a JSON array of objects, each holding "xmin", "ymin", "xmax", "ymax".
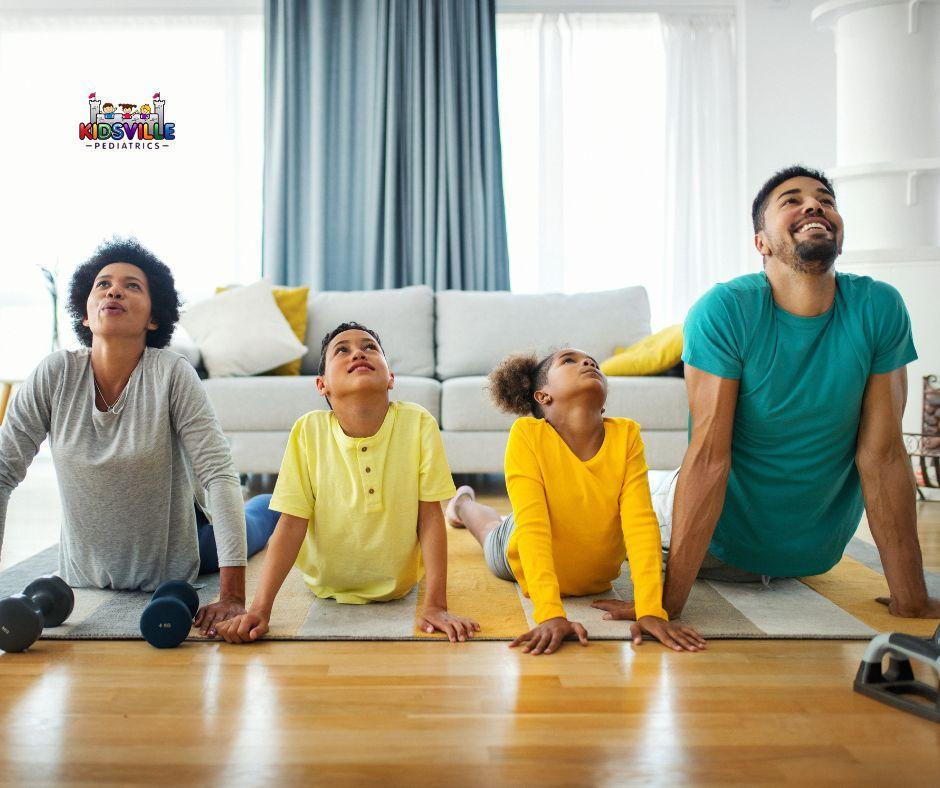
[
  {"xmin": 751, "ymin": 165, "xmax": 836, "ymax": 233},
  {"xmin": 317, "ymin": 321, "xmax": 384, "ymax": 375}
]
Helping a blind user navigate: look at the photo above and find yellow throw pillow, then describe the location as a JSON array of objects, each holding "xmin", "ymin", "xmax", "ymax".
[
  {"xmin": 600, "ymin": 324, "xmax": 683, "ymax": 376},
  {"xmin": 216, "ymin": 285, "xmax": 309, "ymax": 375}
]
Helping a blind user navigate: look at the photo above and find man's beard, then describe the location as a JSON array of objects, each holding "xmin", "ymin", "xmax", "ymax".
[{"xmin": 787, "ymin": 237, "xmax": 839, "ymax": 274}]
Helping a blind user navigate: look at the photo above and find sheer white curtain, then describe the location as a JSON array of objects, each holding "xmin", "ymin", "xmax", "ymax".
[
  {"xmin": 660, "ymin": 13, "xmax": 739, "ymax": 323},
  {"xmin": 497, "ymin": 13, "xmax": 668, "ymax": 321},
  {"xmin": 496, "ymin": 10, "xmax": 738, "ymax": 328},
  {"xmin": 0, "ymin": 8, "xmax": 263, "ymax": 377}
]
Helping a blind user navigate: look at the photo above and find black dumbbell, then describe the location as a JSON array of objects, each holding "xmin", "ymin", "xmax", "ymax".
[
  {"xmin": 139, "ymin": 579, "xmax": 200, "ymax": 649},
  {"xmin": 0, "ymin": 575, "xmax": 75, "ymax": 652}
]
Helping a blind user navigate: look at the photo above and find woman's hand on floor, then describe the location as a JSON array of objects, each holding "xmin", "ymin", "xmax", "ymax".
[
  {"xmin": 213, "ymin": 610, "xmax": 270, "ymax": 644},
  {"xmin": 194, "ymin": 597, "xmax": 247, "ymax": 636},
  {"xmin": 418, "ymin": 606, "xmax": 480, "ymax": 642},
  {"xmin": 591, "ymin": 598, "xmax": 636, "ymax": 620},
  {"xmin": 509, "ymin": 617, "xmax": 589, "ymax": 655},
  {"xmin": 631, "ymin": 616, "xmax": 706, "ymax": 652}
]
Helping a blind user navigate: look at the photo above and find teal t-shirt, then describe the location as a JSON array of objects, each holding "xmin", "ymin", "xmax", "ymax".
[{"xmin": 682, "ymin": 271, "xmax": 917, "ymax": 577}]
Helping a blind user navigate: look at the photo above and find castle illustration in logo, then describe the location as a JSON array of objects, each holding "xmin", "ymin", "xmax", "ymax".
[{"xmin": 79, "ymin": 91, "xmax": 176, "ymax": 147}]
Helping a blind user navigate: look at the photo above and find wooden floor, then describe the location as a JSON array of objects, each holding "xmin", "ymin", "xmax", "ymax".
[{"xmin": 1, "ymin": 458, "xmax": 939, "ymax": 785}]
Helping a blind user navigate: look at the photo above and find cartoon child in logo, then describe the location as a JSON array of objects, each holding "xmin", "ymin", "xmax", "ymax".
[
  {"xmin": 102, "ymin": 102, "xmax": 115, "ymax": 119},
  {"xmin": 119, "ymin": 103, "xmax": 136, "ymax": 119},
  {"xmin": 138, "ymin": 103, "xmax": 151, "ymax": 120}
]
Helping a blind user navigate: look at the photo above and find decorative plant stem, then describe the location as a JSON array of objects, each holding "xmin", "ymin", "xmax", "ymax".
[{"xmin": 39, "ymin": 264, "xmax": 59, "ymax": 352}]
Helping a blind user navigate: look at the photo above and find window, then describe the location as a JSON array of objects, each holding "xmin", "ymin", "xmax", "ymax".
[
  {"xmin": 0, "ymin": 6, "xmax": 263, "ymax": 376},
  {"xmin": 497, "ymin": 12, "xmax": 667, "ymax": 320}
]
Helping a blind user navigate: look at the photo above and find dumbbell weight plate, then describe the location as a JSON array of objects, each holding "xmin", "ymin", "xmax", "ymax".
[
  {"xmin": 151, "ymin": 580, "xmax": 200, "ymax": 619},
  {"xmin": 0, "ymin": 596, "xmax": 44, "ymax": 653},
  {"xmin": 140, "ymin": 598, "xmax": 195, "ymax": 649},
  {"xmin": 22, "ymin": 575, "xmax": 74, "ymax": 628}
]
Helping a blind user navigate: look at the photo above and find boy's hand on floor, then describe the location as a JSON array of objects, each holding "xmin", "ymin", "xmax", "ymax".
[
  {"xmin": 213, "ymin": 610, "xmax": 270, "ymax": 644},
  {"xmin": 591, "ymin": 598, "xmax": 636, "ymax": 620},
  {"xmin": 418, "ymin": 606, "xmax": 480, "ymax": 642},
  {"xmin": 630, "ymin": 616, "xmax": 706, "ymax": 652},
  {"xmin": 510, "ymin": 617, "xmax": 589, "ymax": 655},
  {"xmin": 194, "ymin": 597, "xmax": 247, "ymax": 637}
]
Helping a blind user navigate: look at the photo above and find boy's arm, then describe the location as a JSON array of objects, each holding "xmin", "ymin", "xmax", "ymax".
[
  {"xmin": 416, "ymin": 500, "xmax": 479, "ymax": 642},
  {"xmin": 417, "ymin": 500, "xmax": 448, "ymax": 611},
  {"xmin": 248, "ymin": 512, "xmax": 308, "ymax": 617},
  {"xmin": 214, "ymin": 512, "xmax": 307, "ymax": 643}
]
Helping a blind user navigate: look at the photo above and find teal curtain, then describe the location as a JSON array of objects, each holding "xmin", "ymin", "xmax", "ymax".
[{"xmin": 263, "ymin": 0, "xmax": 510, "ymax": 291}]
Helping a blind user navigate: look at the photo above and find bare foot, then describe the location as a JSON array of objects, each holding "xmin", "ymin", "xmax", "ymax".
[{"xmin": 444, "ymin": 485, "xmax": 475, "ymax": 528}]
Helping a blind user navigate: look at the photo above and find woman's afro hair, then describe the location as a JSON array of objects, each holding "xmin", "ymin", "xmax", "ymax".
[{"xmin": 67, "ymin": 237, "xmax": 181, "ymax": 348}]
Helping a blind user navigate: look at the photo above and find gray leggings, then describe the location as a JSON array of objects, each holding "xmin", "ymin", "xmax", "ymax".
[
  {"xmin": 484, "ymin": 472, "xmax": 768, "ymax": 585},
  {"xmin": 483, "ymin": 513, "xmax": 516, "ymax": 581}
]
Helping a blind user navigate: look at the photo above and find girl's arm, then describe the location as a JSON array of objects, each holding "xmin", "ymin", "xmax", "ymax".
[
  {"xmin": 507, "ymin": 425, "xmax": 565, "ymax": 624},
  {"xmin": 616, "ymin": 426, "xmax": 706, "ymax": 652}
]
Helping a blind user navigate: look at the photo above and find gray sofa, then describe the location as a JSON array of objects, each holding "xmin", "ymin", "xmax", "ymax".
[{"xmin": 176, "ymin": 285, "xmax": 689, "ymax": 473}]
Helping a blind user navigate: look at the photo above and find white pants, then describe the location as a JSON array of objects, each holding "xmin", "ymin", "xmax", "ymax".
[
  {"xmin": 648, "ymin": 468, "xmax": 680, "ymax": 546},
  {"xmin": 648, "ymin": 467, "xmax": 769, "ymax": 583}
]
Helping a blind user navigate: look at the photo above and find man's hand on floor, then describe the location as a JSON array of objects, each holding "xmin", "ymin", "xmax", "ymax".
[
  {"xmin": 591, "ymin": 598, "xmax": 636, "ymax": 620},
  {"xmin": 875, "ymin": 596, "xmax": 940, "ymax": 618}
]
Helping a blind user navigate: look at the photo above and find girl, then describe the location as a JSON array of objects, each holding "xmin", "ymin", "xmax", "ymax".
[{"xmin": 446, "ymin": 348, "xmax": 705, "ymax": 655}]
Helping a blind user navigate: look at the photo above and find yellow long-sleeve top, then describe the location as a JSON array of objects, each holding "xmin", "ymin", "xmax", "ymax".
[{"xmin": 505, "ymin": 417, "xmax": 668, "ymax": 624}]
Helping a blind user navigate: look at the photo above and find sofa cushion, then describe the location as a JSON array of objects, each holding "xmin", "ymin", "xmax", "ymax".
[
  {"xmin": 204, "ymin": 375, "xmax": 441, "ymax": 431},
  {"xmin": 300, "ymin": 285, "xmax": 435, "ymax": 377},
  {"xmin": 181, "ymin": 280, "xmax": 308, "ymax": 378},
  {"xmin": 435, "ymin": 286, "xmax": 651, "ymax": 379},
  {"xmin": 440, "ymin": 375, "xmax": 688, "ymax": 432}
]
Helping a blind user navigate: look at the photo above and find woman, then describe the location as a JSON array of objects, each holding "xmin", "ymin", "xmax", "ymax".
[
  {"xmin": 0, "ymin": 238, "xmax": 278, "ymax": 636},
  {"xmin": 446, "ymin": 348, "xmax": 706, "ymax": 655}
]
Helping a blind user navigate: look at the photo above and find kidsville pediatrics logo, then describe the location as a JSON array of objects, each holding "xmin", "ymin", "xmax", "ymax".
[{"xmin": 78, "ymin": 91, "xmax": 176, "ymax": 150}]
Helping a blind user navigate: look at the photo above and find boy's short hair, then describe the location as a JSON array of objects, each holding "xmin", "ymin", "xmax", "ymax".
[
  {"xmin": 318, "ymin": 321, "xmax": 384, "ymax": 375},
  {"xmin": 751, "ymin": 164, "xmax": 835, "ymax": 233}
]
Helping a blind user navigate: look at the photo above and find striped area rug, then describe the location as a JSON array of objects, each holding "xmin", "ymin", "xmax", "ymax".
[{"xmin": 1, "ymin": 529, "xmax": 937, "ymax": 643}]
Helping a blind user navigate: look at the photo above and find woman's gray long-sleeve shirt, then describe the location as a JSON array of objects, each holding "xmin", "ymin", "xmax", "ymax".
[{"xmin": 0, "ymin": 347, "xmax": 247, "ymax": 591}]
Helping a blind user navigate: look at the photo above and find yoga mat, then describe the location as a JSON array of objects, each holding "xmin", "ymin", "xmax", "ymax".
[{"xmin": 1, "ymin": 532, "xmax": 936, "ymax": 643}]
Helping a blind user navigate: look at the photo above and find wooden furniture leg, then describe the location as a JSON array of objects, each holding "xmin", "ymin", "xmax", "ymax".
[{"xmin": 0, "ymin": 381, "xmax": 12, "ymax": 426}]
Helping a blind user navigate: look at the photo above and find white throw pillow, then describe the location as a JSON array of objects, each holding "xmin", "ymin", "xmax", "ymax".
[{"xmin": 181, "ymin": 280, "xmax": 308, "ymax": 378}]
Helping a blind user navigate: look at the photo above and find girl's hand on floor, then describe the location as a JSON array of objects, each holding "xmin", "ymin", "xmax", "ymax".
[
  {"xmin": 213, "ymin": 610, "xmax": 270, "ymax": 644},
  {"xmin": 591, "ymin": 598, "xmax": 636, "ymax": 620},
  {"xmin": 631, "ymin": 616, "xmax": 706, "ymax": 652},
  {"xmin": 418, "ymin": 606, "xmax": 480, "ymax": 642},
  {"xmin": 509, "ymin": 617, "xmax": 589, "ymax": 655},
  {"xmin": 194, "ymin": 597, "xmax": 247, "ymax": 637}
]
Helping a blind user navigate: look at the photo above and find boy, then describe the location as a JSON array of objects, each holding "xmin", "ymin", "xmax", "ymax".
[{"xmin": 215, "ymin": 322, "xmax": 479, "ymax": 643}]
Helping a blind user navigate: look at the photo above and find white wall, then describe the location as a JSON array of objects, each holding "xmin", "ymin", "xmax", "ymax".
[
  {"xmin": 736, "ymin": 0, "xmax": 940, "ymax": 431},
  {"xmin": 736, "ymin": 0, "xmax": 837, "ymax": 265}
]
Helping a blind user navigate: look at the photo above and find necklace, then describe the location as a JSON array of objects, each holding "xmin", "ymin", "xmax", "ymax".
[{"xmin": 93, "ymin": 376, "xmax": 127, "ymax": 413}]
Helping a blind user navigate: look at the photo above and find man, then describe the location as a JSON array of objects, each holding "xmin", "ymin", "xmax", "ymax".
[{"xmin": 607, "ymin": 165, "xmax": 938, "ymax": 622}]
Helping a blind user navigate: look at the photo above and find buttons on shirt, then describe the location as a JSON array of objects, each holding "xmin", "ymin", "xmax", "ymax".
[
  {"xmin": 361, "ymin": 446, "xmax": 368, "ymax": 452},
  {"xmin": 369, "ymin": 488, "xmax": 375, "ymax": 494},
  {"xmin": 365, "ymin": 467, "xmax": 371, "ymax": 473}
]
